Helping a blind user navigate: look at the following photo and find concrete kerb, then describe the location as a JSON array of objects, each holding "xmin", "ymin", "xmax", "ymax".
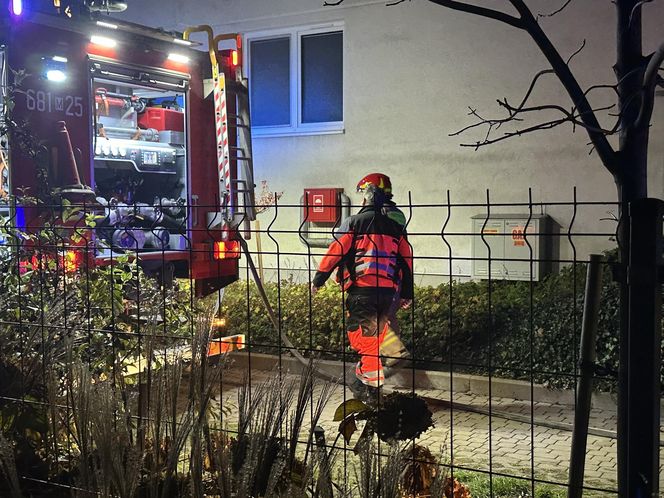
[{"xmin": 226, "ymin": 351, "xmax": 619, "ymax": 410}]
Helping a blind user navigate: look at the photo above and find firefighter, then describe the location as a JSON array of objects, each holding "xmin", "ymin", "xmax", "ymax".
[
  {"xmin": 356, "ymin": 174, "xmax": 413, "ymax": 377},
  {"xmin": 311, "ymin": 173, "xmax": 413, "ymax": 401},
  {"xmin": 356, "ymin": 173, "xmax": 407, "ymax": 227}
]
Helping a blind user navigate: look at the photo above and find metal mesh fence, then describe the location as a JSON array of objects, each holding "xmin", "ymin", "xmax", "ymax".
[{"xmin": 0, "ymin": 191, "xmax": 652, "ymax": 497}]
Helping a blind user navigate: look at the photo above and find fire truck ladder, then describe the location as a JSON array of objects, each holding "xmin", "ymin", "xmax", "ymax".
[
  {"xmin": 182, "ymin": 27, "xmax": 256, "ymax": 238},
  {"xmin": 214, "ymin": 33, "xmax": 256, "ymax": 236}
]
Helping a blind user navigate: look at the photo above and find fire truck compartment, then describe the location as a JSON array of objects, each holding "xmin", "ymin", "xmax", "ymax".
[{"xmin": 92, "ymin": 74, "xmax": 189, "ymax": 256}]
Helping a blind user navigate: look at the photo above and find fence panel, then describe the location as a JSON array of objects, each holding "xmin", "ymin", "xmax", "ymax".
[{"xmin": 0, "ymin": 191, "xmax": 656, "ymax": 497}]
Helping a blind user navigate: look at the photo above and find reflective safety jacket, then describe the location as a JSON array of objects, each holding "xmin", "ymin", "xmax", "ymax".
[
  {"xmin": 312, "ymin": 206, "xmax": 413, "ymax": 299},
  {"xmin": 383, "ymin": 200, "xmax": 406, "ymax": 227}
]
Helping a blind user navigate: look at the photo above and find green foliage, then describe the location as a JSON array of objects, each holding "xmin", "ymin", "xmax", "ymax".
[
  {"xmin": 221, "ymin": 259, "xmax": 626, "ymax": 391},
  {"xmin": 220, "ymin": 279, "xmax": 347, "ymax": 356},
  {"xmin": 0, "ymin": 212, "xmax": 199, "ymax": 490},
  {"xmin": 452, "ymin": 470, "xmax": 567, "ymax": 498}
]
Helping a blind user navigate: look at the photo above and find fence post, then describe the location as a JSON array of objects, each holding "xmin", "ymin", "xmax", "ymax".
[
  {"xmin": 567, "ymin": 254, "xmax": 603, "ymax": 498},
  {"xmin": 625, "ymin": 198, "xmax": 663, "ymax": 498}
]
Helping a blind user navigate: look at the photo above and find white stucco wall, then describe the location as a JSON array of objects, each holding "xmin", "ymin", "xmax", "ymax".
[{"xmin": 118, "ymin": 0, "xmax": 664, "ymax": 282}]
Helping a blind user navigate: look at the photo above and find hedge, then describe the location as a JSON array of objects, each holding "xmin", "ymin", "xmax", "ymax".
[{"xmin": 220, "ymin": 262, "xmax": 627, "ymax": 391}]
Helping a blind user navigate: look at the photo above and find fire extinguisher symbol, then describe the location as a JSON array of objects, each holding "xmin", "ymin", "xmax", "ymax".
[{"xmin": 313, "ymin": 194, "xmax": 324, "ymax": 213}]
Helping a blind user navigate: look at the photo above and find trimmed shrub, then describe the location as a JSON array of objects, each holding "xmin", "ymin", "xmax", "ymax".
[{"xmin": 220, "ymin": 262, "xmax": 626, "ymax": 391}]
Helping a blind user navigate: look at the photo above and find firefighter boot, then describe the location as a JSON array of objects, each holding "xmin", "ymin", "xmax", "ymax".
[
  {"xmin": 348, "ymin": 377, "xmax": 381, "ymax": 406},
  {"xmin": 348, "ymin": 377, "xmax": 367, "ymax": 400},
  {"xmin": 362, "ymin": 384, "xmax": 381, "ymax": 407}
]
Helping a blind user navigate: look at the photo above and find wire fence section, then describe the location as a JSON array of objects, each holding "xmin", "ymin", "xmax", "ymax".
[{"xmin": 0, "ymin": 190, "xmax": 641, "ymax": 497}]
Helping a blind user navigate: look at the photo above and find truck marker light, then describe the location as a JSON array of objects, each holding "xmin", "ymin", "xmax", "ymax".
[
  {"xmin": 10, "ymin": 0, "xmax": 22, "ymax": 15},
  {"xmin": 213, "ymin": 240, "xmax": 240, "ymax": 260},
  {"xmin": 46, "ymin": 69, "xmax": 66, "ymax": 82},
  {"xmin": 167, "ymin": 53, "xmax": 189, "ymax": 64},
  {"xmin": 90, "ymin": 35, "xmax": 117, "ymax": 48},
  {"xmin": 173, "ymin": 38, "xmax": 193, "ymax": 46},
  {"xmin": 63, "ymin": 250, "xmax": 82, "ymax": 273},
  {"xmin": 231, "ymin": 50, "xmax": 238, "ymax": 66},
  {"xmin": 9, "ymin": 0, "xmax": 23, "ymax": 16},
  {"xmin": 96, "ymin": 21, "xmax": 119, "ymax": 29},
  {"xmin": 43, "ymin": 56, "xmax": 67, "ymax": 82}
]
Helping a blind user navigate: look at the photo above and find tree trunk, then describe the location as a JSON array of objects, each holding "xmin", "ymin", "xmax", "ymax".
[
  {"xmin": 615, "ymin": 0, "xmax": 648, "ymax": 200},
  {"xmin": 614, "ymin": 2, "xmax": 649, "ymax": 494}
]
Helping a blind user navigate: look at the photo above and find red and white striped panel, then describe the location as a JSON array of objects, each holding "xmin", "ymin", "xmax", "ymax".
[{"xmin": 213, "ymin": 72, "xmax": 232, "ymax": 209}]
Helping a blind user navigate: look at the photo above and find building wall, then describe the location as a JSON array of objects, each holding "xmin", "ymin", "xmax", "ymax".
[{"xmin": 118, "ymin": 0, "xmax": 664, "ymax": 282}]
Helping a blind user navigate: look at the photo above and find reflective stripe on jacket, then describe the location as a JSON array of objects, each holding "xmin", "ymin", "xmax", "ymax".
[{"xmin": 312, "ymin": 206, "xmax": 413, "ymax": 299}]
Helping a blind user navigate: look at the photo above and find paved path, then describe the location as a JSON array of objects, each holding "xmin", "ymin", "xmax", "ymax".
[{"xmin": 214, "ymin": 367, "xmax": 663, "ymax": 496}]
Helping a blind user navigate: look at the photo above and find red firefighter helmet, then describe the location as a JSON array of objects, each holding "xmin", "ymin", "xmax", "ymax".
[{"xmin": 356, "ymin": 173, "xmax": 392, "ymax": 195}]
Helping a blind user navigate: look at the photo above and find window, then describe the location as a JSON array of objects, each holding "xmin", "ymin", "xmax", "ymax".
[
  {"xmin": 247, "ymin": 24, "xmax": 343, "ymax": 136},
  {"xmin": 250, "ymin": 37, "xmax": 290, "ymax": 127}
]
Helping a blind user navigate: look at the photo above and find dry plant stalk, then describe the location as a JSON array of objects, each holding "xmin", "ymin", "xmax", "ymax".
[
  {"xmin": 211, "ymin": 361, "xmax": 336, "ymax": 498},
  {"xmin": 90, "ymin": 382, "xmax": 142, "ymax": 498},
  {"xmin": 0, "ymin": 433, "xmax": 21, "ymax": 498}
]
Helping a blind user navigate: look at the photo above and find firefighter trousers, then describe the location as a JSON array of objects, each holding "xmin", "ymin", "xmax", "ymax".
[
  {"xmin": 380, "ymin": 289, "xmax": 411, "ymax": 370},
  {"xmin": 346, "ymin": 291, "xmax": 395, "ymax": 387}
]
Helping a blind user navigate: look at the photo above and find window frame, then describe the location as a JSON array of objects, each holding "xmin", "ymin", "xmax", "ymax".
[{"xmin": 245, "ymin": 22, "xmax": 344, "ymax": 137}]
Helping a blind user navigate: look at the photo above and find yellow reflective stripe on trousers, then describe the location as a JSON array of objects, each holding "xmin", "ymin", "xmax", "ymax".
[{"xmin": 356, "ymin": 363, "xmax": 384, "ymax": 387}]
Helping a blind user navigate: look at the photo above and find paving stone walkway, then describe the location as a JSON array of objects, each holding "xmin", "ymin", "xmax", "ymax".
[{"xmin": 214, "ymin": 367, "xmax": 663, "ymax": 496}]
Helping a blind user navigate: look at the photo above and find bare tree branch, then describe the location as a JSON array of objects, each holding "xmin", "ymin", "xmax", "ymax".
[
  {"xmin": 513, "ymin": 69, "xmax": 556, "ymax": 110},
  {"xmin": 538, "ymin": 0, "xmax": 575, "ymax": 18},
  {"xmin": 426, "ymin": 0, "xmax": 524, "ymax": 29},
  {"xmin": 457, "ymin": 98, "xmax": 617, "ymax": 137},
  {"xmin": 584, "ymin": 83, "xmax": 619, "ymax": 96},
  {"xmin": 411, "ymin": 0, "xmax": 621, "ymax": 173},
  {"xmin": 501, "ymin": 100, "xmax": 572, "ymax": 119},
  {"xmin": 450, "ymin": 48, "xmax": 622, "ymax": 152},
  {"xmin": 451, "ymin": 92, "xmax": 619, "ymax": 149},
  {"xmin": 583, "ymin": 66, "xmax": 649, "ymax": 109},
  {"xmin": 324, "ymin": 0, "xmax": 410, "ymax": 6},
  {"xmin": 465, "ymin": 103, "xmax": 618, "ymax": 152},
  {"xmin": 450, "ymin": 37, "xmax": 622, "ymax": 150},
  {"xmin": 635, "ymin": 41, "xmax": 664, "ymax": 129},
  {"xmin": 324, "ymin": 0, "xmax": 625, "ymax": 175},
  {"xmin": 449, "ymin": 106, "xmax": 523, "ymax": 137},
  {"xmin": 582, "ymin": 66, "xmax": 650, "ymax": 117},
  {"xmin": 498, "ymin": 99, "xmax": 619, "ymax": 133},
  {"xmin": 498, "ymin": 99, "xmax": 570, "ymax": 119},
  {"xmin": 460, "ymin": 118, "xmax": 573, "ymax": 149},
  {"xmin": 566, "ymin": 39, "xmax": 586, "ymax": 65},
  {"xmin": 629, "ymin": 0, "xmax": 654, "ymax": 27},
  {"xmin": 505, "ymin": 0, "xmax": 619, "ymax": 175}
]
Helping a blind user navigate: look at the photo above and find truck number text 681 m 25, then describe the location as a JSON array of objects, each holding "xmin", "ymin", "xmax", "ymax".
[{"xmin": 24, "ymin": 89, "xmax": 84, "ymax": 117}]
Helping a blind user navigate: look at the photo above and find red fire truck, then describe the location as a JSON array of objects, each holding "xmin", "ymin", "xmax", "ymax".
[{"xmin": 0, "ymin": 1, "xmax": 255, "ymax": 296}]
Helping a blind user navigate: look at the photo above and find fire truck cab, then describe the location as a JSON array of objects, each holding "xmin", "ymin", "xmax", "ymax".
[{"xmin": 0, "ymin": 1, "xmax": 255, "ymax": 295}]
